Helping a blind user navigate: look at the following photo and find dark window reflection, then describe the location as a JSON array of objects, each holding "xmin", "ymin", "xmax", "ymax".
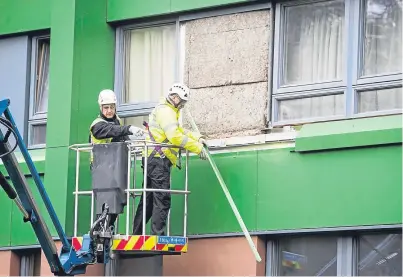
[
  {"xmin": 358, "ymin": 233, "xmax": 402, "ymax": 276},
  {"xmin": 278, "ymin": 236, "xmax": 338, "ymax": 276}
]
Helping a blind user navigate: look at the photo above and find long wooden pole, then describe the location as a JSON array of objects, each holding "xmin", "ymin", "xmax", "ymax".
[{"xmin": 185, "ymin": 108, "xmax": 262, "ymax": 262}]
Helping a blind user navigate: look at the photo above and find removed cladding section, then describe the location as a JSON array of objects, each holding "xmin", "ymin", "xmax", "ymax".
[{"xmin": 182, "ymin": 10, "xmax": 271, "ymax": 138}]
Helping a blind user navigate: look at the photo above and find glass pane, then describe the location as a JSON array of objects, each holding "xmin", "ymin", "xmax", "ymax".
[
  {"xmin": 278, "ymin": 94, "xmax": 344, "ymax": 121},
  {"xmin": 278, "ymin": 236, "xmax": 338, "ymax": 276},
  {"xmin": 283, "ymin": 1, "xmax": 345, "ymax": 85},
  {"xmin": 31, "ymin": 124, "xmax": 46, "ymax": 145},
  {"xmin": 357, "ymin": 87, "xmax": 402, "ymax": 113},
  {"xmin": 362, "ymin": 0, "xmax": 402, "ymax": 76},
  {"xmin": 123, "ymin": 115, "xmax": 150, "ymax": 127},
  {"xmin": 34, "ymin": 38, "xmax": 50, "ymax": 114},
  {"xmin": 123, "ymin": 25, "xmax": 176, "ymax": 104},
  {"xmin": 358, "ymin": 233, "xmax": 402, "ymax": 276}
]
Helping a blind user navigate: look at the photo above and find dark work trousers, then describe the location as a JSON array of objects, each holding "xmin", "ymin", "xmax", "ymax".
[{"xmin": 132, "ymin": 156, "xmax": 172, "ymax": 236}]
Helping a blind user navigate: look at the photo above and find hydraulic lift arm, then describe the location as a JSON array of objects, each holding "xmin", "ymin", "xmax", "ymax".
[{"xmin": 0, "ymin": 99, "xmax": 109, "ymax": 276}]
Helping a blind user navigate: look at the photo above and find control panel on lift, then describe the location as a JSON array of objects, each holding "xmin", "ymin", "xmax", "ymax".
[{"xmin": 69, "ymin": 140, "xmax": 190, "ymax": 258}]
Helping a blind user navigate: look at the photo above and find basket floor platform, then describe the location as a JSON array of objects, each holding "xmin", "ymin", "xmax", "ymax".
[{"xmin": 72, "ymin": 235, "xmax": 188, "ymax": 256}]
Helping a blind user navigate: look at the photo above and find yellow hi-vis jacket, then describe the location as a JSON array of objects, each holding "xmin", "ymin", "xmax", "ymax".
[{"xmin": 145, "ymin": 98, "xmax": 203, "ymax": 167}]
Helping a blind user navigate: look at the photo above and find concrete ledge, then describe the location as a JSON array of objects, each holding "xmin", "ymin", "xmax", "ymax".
[{"xmin": 295, "ymin": 114, "xmax": 402, "ymax": 152}]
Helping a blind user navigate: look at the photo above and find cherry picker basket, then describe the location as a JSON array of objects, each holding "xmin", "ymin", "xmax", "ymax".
[{"xmin": 68, "ymin": 140, "xmax": 190, "ymax": 256}]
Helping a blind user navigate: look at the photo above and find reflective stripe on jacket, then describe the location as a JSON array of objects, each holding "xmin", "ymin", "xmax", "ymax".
[
  {"xmin": 145, "ymin": 98, "xmax": 203, "ymax": 166},
  {"xmin": 89, "ymin": 115, "xmax": 126, "ymax": 162}
]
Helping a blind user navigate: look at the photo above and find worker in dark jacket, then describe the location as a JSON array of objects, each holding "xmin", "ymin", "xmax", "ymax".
[
  {"xmin": 89, "ymin": 89, "xmax": 144, "ymax": 228},
  {"xmin": 89, "ymin": 89, "xmax": 144, "ymax": 164}
]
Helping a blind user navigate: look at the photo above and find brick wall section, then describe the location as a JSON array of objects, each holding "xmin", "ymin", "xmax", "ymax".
[
  {"xmin": 0, "ymin": 250, "xmax": 20, "ymax": 276},
  {"xmin": 163, "ymin": 236, "xmax": 266, "ymax": 275},
  {"xmin": 183, "ymin": 10, "xmax": 271, "ymax": 138}
]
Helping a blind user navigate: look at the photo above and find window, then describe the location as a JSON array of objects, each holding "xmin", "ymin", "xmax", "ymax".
[
  {"xmin": 272, "ymin": 0, "xmax": 402, "ymax": 125},
  {"xmin": 122, "ymin": 115, "xmax": 150, "ymax": 127},
  {"xmin": 15, "ymin": 249, "xmax": 41, "ymax": 276},
  {"xmin": 28, "ymin": 36, "xmax": 50, "ymax": 148},
  {"xmin": 357, "ymin": 233, "xmax": 402, "ymax": 276},
  {"xmin": 273, "ymin": 235, "xmax": 339, "ymax": 276},
  {"xmin": 266, "ymin": 230, "xmax": 402, "ymax": 276},
  {"xmin": 115, "ymin": 22, "xmax": 179, "ymax": 121}
]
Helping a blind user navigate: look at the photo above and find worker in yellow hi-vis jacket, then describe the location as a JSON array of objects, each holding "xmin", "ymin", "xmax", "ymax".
[{"xmin": 132, "ymin": 83, "xmax": 207, "ymax": 236}]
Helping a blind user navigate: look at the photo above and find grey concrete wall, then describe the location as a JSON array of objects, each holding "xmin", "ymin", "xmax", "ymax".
[{"xmin": 183, "ymin": 10, "xmax": 271, "ymax": 138}]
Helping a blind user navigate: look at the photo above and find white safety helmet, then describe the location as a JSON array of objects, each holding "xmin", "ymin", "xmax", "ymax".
[
  {"xmin": 166, "ymin": 83, "xmax": 190, "ymax": 101},
  {"xmin": 98, "ymin": 89, "xmax": 117, "ymax": 106}
]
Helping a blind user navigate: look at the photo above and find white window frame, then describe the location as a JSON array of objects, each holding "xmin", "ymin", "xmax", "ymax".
[
  {"xmin": 271, "ymin": 0, "xmax": 402, "ymax": 127},
  {"xmin": 28, "ymin": 35, "xmax": 50, "ymax": 149}
]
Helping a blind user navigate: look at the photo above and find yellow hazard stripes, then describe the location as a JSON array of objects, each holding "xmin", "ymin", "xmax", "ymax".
[{"xmin": 72, "ymin": 235, "xmax": 188, "ymax": 253}]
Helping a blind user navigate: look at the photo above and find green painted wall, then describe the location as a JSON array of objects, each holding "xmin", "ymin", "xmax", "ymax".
[
  {"xmin": 107, "ymin": 0, "xmax": 252, "ymax": 22},
  {"xmin": 0, "ymin": 0, "xmax": 401, "ymax": 249},
  {"xmin": 44, "ymin": 0, "xmax": 115, "ymax": 239},
  {"xmin": 0, "ymin": 150, "xmax": 48, "ymax": 247},
  {"xmin": 295, "ymin": 115, "xmax": 402, "ymax": 152},
  {"xmin": 0, "ymin": 0, "xmax": 115, "ymax": 246},
  {"xmin": 0, "ymin": 176, "xmax": 48, "ymax": 247},
  {"xmin": 0, "ymin": 0, "xmax": 51, "ymax": 36},
  {"xmin": 69, "ymin": 139, "xmax": 402, "ymax": 237}
]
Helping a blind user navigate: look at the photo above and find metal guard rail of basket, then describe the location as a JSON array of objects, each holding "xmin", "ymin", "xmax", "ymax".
[{"xmin": 68, "ymin": 140, "xmax": 190, "ymax": 240}]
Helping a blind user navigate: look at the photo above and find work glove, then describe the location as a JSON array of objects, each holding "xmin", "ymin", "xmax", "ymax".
[
  {"xmin": 199, "ymin": 149, "xmax": 208, "ymax": 160},
  {"xmin": 129, "ymin": 126, "xmax": 145, "ymax": 138},
  {"xmin": 199, "ymin": 138, "xmax": 208, "ymax": 147}
]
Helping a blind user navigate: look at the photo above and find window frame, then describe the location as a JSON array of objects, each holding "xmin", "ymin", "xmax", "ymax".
[
  {"xmin": 271, "ymin": 0, "xmax": 402, "ymax": 127},
  {"xmin": 113, "ymin": 18, "xmax": 182, "ymax": 119},
  {"xmin": 28, "ymin": 35, "xmax": 50, "ymax": 149},
  {"xmin": 113, "ymin": 2, "xmax": 272, "ymax": 123},
  {"xmin": 14, "ymin": 247, "xmax": 41, "ymax": 276},
  {"xmin": 265, "ymin": 228, "xmax": 402, "ymax": 276}
]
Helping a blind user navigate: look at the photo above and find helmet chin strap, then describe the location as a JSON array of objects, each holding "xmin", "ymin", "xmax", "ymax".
[
  {"xmin": 177, "ymin": 101, "xmax": 186, "ymax": 110},
  {"xmin": 167, "ymin": 95, "xmax": 186, "ymax": 109}
]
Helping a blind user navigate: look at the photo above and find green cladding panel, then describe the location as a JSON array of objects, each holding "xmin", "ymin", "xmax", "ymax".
[
  {"xmin": 0, "ymin": 0, "xmax": 51, "ymax": 35},
  {"xmin": 10, "ymin": 175, "xmax": 51, "ymax": 246},
  {"xmin": 0, "ymin": 150, "xmax": 49, "ymax": 247},
  {"xmin": 170, "ymin": 0, "xmax": 252, "ymax": 13},
  {"xmin": 70, "ymin": 115, "xmax": 402, "ymax": 237},
  {"xmin": 295, "ymin": 115, "xmax": 403, "ymax": 152},
  {"xmin": 0, "ymin": 192, "xmax": 12, "ymax": 247},
  {"xmin": 256, "ymin": 145, "xmax": 402, "ymax": 231},
  {"xmin": 107, "ymin": 0, "xmax": 171, "ymax": 21},
  {"xmin": 178, "ymin": 151, "xmax": 258, "ymax": 235},
  {"xmin": 72, "ymin": 142, "xmax": 402, "ymax": 237},
  {"xmin": 45, "ymin": 0, "xmax": 115, "ymax": 238},
  {"xmin": 107, "ymin": 0, "xmax": 253, "ymax": 22}
]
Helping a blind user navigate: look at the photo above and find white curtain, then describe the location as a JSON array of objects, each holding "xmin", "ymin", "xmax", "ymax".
[
  {"xmin": 123, "ymin": 25, "xmax": 176, "ymax": 104},
  {"xmin": 20, "ymin": 254, "xmax": 35, "ymax": 276},
  {"xmin": 279, "ymin": 1, "xmax": 345, "ymax": 121},
  {"xmin": 359, "ymin": 0, "xmax": 402, "ymax": 113},
  {"xmin": 35, "ymin": 40, "xmax": 50, "ymax": 114},
  {"xmin": 283, "ymin": 1, "xmax": 344, "ymax": 85}
]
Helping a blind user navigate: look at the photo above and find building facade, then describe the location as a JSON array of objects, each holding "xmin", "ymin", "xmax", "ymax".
[{"xmin": 0, "ymin": 0, "xmax": 401, "ymax": 276}]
